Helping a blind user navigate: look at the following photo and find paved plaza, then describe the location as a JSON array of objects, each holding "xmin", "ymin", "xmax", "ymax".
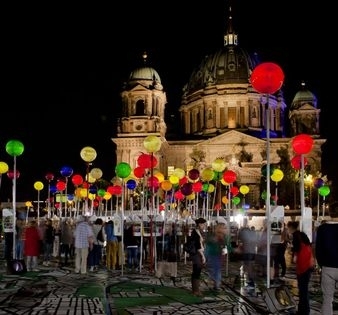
[{"xmin": 0, "ymin": 249, "xmax": 335, "ymax": 315}]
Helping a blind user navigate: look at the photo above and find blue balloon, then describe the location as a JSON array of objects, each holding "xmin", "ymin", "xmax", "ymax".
[
  {"xmin": 126, "ymin": 179, "xmax": 137, "ymax": 190},
  {"xmin": 60, "ymin": 166, "xmax": 74, "ymax": 177}
]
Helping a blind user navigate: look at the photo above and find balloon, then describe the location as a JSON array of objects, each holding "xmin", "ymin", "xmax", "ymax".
[
  {"xmin": 271, "ymin": 169, "xmax": 284, "ymax": 182},
  {"xmin": 188, "ymin": 168, "xmax": 200, "ymax": 180},
  {"xmin": 160, "ymin": 180, "xmax": 172, "ymax": 191},
  {"xmin": 212, "ymin": 158, "xmax": 227, "ymax": 172},
  {"xmin": 56, "ymin": 181, "xmax": 66, "ymax": 191},
  {"xmin": 50, "ymin": 185, "xmax": 57, "ymax": 194},
  {"xmin": 181, "ymin": 182, "xmax": 193, "ymax": 196},
  {"xmin": 90, "ymin": 168, "xmax": 103, "ymax": 179},
  {"xmin": 318, "ymin": 185, "xmax": 330, "ymax": 197},
  {"xmin": 230, "ymin": 186, "xmax": 239, "ymax": 196},
  {"xmin": 137, "ymin": 153, "xmax": 157, "ymax": 168},
  {"xmin": 34, "ymin": 181, "xmax": 44, "ymax": 191},
  {"xmin": 221, "ymin": 196, "xmax": 229, "ymax": 204},
  {"xmin": 97, "ymin": 188, "xmax": 106, "ymax": 197},
  {"xmin": 292, "ymin": 134, "xmax": 314, "ymax": 155},
  {"xmin": 174, "ymin": 190, "xmax": 184, "ymax": 200},
  {"xmin": 250, "ymin": 62, "xmax": 284, "ymax": 94},
  {"xmin": 126, "ymin": 179, "xmax": 137, "ymax": 190},
  {"xmin": 5, "ymin": 140, "xmax": 24, "ymax": 157},
  {"xmin": 239, "ymin": 185, "xmax": 250, "ymax": 195},
  {"xmin": 169, "ymin": 175, "xmax": 179, "ymax": 185},
  {"xmin": 134, "ymin": 166, "xmax": 145, "ymax": 178},
  {"xmin": 232, "ymin": 196, "xmax": 241, "ymax": 205},
  {"xmin": 173, "ymin": 168, "xmax": 185, "ymax": 179},
  {"xmin": 7, "ymin": 170, "xmax": 20, "ymax": 179},
  {"xmin": 291, "ymin": 155, "xmax": 308, "ymax": 170},
  {"xmin": 261, "ymin": 190, "xmax": 271, "ymax": 200},
  {"xmin": 60, "ymin": 166, "xmax": 73, "ymax": 178},
  {"xmin": 192, "ymin": 181, "xmax": 203, "ymax": 193},
  {"xmin": 103, "ymin": 192, "xmax": 112, "ymax": 200},
  {"xmin": 72, "ymin": 174, "xmax": 84, "ymax": 186},
  {"xmin": 179, "ymin": 176, "xmax": 188, "ymax": 185},
  {"xmin": 0, "ymin": 162, "xmax": 9, "ymax": 174},
  {"xmin": 143, "ymin": 135, "xmax": 161, "ymax": 153},
  {"xmin": 207, "ymin": 183, "xmax": 215, "ymax": 193},
  {"xmin": 115, "ymin": 162, "xmax": 132, "ymax": 178},
  {"xmin": 186, "ymin": 193, "xmax": 195, "ymax": 201},
  {"xmin": 154, "ymin": 172, "xmax": 164, "ymax": 183},
  {"xmin": 314, "ymin": 178, "xmax": 324, "ymax": 189},
  {"xmin": 147, "ymin": 176, "xmax": 159, "ymax": 188},
  {"xmin": 80, "ymin": 146, "xmax": 97, "ymax": 162},
  {"xmin": 201, "ymin": 167, "xmax": 214, "ymax": 181},
  {"xmin": 45, "ymin": 172, "xmax": 54, "ymax": 181},
  {"xmin": 223, "ymin": 170, "xmax": 237, "ymax": 184}
]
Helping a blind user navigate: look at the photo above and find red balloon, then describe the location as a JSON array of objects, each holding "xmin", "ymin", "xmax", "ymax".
[
  {"xmin": 230, "ymin": 186, "xmax": 239, "ymax": 196},
  {"xmin": 251, "ymin": 62, "xmax": 284, "ymax": 94},
  {"xmin": 134, "ymin": 166, "xmax": 145, "ymax": 178},
  {"xmin": 111, "ymin": 185, "xmax": 122, "ymax": 195},
  {"xmin": 137, "ymin": 153, "xmax": 157, "ymax": 168},
  {"xmin": 291, "ymin": 155, "xmax": 308, "ymax": 170},
  {"xmin": 56, "ymin": 181, "xmax": 66, "ymax": 191},
  {"xmin": 45, "ymin": 172, "xmax": 54, "ymax": 181},
  {"xmin": 147, "ymin": 176, "xmax": 159, "ymax": 188},
  {"xmin": 292, "ymin": 134, "xmax": 314, "ymax": 155},
  {"xmin": 223, "ymin": 170, "xmax": 237, "ymax": 184},
  {"xmin": 192, "ymin": 181, "xmax": 203, "ymax": 193},
  {"xmin": 174, "ymin": 190, "xmax": 184, "ymax": 200},
  {"xmin": 179, "ymin": 176, "xmax": 188, "ymax": 185},
  {"xmin": 7, "ymin": 170, "xmax": 20, "ymax": 179},
  {"xmin": 71, "ymin": 174, "xmax": 84, "ymax": 186}
]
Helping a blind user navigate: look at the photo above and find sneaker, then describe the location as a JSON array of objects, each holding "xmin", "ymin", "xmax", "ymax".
[{"xmin": 89, "ymin": 266, "xmax": 94, "ymax": 272}]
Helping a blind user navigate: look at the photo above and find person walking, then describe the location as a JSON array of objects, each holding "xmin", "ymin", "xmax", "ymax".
[
  {"xmin": 315, "ymin": 201, "xmax": 338, "ymax": 315},
  {"xmin": 205, "ymin": 217, "xmax": 228, "ymax": 291},
  {"xmin": 60, "ymin": 218, "xmax": 74, "ymax": 266},
  {"xmin": 42, "ymin": 219, "xmax": 55, "ymax": 266},
  {"xmin": 273, "ymin": 222, "xmax": 290, "ymax": 281},
  {"xmin": 24, "ymin": 220, "xmax": 41, "ymax": 271},
  {"xmin": 237, "ymin": 217, "xmax": 257, "ymax": 287},
  {"xmin": 190, "ymin": 217, "xmax": 207, "ymax": 297},
  {"xmin": 124, "ymin": 221, "xmax": 139, "ymax": 271},
  {"xmin": 105, "ymin": 219, "xmax": 118, "ymax": 270},
  {"xmin": 74, "ymin": 215, "xmax": 94, "ymax": 275},
  {"xmin": 88, "ymin": 218, "xmax": 105, "ymax": 272},
  {"xmin": 287, "ymin": 220, "xmax": 314, "ymax": 315}
]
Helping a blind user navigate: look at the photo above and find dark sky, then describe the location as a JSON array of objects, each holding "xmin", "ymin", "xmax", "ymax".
[{"xmin": 1, "ymin": 1, "xmax": 336, "ymax": 202}]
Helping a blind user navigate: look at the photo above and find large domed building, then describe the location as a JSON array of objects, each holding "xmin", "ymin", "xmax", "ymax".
[{"xmin": 112, "ymin": 8, "xmax": 325, "ymax": 212}]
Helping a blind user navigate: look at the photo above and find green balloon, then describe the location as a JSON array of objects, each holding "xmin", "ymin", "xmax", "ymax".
[
  {"xmin": 318, "ymin": 185, "xmax": 330, "ymax": 197},
  {"xmin": 232, "ymin": 196, "xmax": 241, "ymax": 205},
  {"xmin": 115, "ymin": 162, "xmax": 131, "ymax": 179},
  {"xmin": 6, "ymin": 140, "xmax": 24, "ymax": 157}
]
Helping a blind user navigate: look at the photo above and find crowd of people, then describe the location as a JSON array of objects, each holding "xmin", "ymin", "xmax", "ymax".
[{"xmin": 2, "ymin": 201, "xmax": 338, "ymax": 315}]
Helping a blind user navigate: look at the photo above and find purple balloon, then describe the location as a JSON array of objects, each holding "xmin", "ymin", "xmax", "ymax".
[{"xmin": 314, "ymin": 178, "xmax": 324, "ymax": 189}]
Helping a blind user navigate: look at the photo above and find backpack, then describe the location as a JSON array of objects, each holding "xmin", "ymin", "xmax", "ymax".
[
  {"xmin": 183, "ymin": 236, "xmax": 197, "ymax": 256},
  {"xmin": 97, "ymin": 227, "xmax": 104, "ymax": 242}
]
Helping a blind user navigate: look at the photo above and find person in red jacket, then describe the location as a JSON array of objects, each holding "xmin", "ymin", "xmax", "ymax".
[
  {"xmin": 287, "ymin": 221, "xmax": 314, "ymax": 315},
  {"xmin": 24, "ymin": 220, "xmax": 41, "ymax": 271}
]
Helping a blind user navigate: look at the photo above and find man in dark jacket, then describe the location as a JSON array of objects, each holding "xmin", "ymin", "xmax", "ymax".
[{"xmin": 315, "ymin": 201, "xmax": 338, "ymax": 315}]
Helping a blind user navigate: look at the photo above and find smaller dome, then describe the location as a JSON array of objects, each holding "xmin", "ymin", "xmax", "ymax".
[
  {"xmin": 129, "ymin": 66, "xmax": 161, "ymax": 83},
  {"xmin": 291, "ymin": 83, "xmax": 317, "ymax": 110}
]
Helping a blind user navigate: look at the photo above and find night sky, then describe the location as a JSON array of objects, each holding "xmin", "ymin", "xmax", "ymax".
[{"xmin": 1, "ymin": 1, "xmax": 336, "ymax": 202}]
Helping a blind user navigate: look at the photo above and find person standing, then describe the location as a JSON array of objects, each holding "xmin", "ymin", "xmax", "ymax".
[
  {"xmin": 237, "ymin": 218, "xmax": 257, "ymax": 287},
  {"xmin": 287, "ymin": 220, "xmax": 314, "ymax": 315},
  {"xmin": 42, "ymin": 219, "xmax": 55, "ymax": 266},
  {"xmin": 273, "ymin": 222, "xmax": 290, "ymax": 280},
  {"xmin": 124, "ymin": 222, "xmax": 139, "ymax": 271},
  {"xmin": 24, "ymin": 220, "xmax": 41, "ymax": 271},
  {"xmin": 74, "ymin": 215, "xmax": 94, "ymax": 275},
  {"xmin": 190, "ymin": 217, "xmax": 207, "ymax": 296},
  {"xmin": 60, "ymin": 218, "xmax": 74, "ymax": 266},
  {"xmin": 315, "ymin": 201, "xmax": 338, "ymax": 315},
  {"xmin": 105, "ymin": 219, "xmax": 118, "ymax": 270},
  {"xmin": 205, "ymin": 217, "xmax": 228, "ymax": 291},
  {"xmin": 88, "ymin": 218, "xmax": 105, "ymax": 272}
]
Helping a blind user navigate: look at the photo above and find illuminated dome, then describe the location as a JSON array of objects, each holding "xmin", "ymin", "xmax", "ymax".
[{"xmin": 290, "ymin": 82, "xmax": 317, "ymax": 110}]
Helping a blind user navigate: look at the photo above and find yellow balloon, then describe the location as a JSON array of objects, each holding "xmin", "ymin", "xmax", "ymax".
[
  {"xmin": 88, "ymin": 193, "xmax": 96, "ymax": 200},
  {"xmin": 103, "ymin": 192, "xmax": 112, "ymax": 200},
  {"xmin": 34, "ymin": 181, "xmax": 44, "ymax": 191},
  {"xmin": 221, "ymin": 178, "xmax": 230, "ymax": 186},
  {"xmin": 90, "ymin": 167, "xmax": 103, "ymax": 179},
  {"xmin": 239, "ymin": 185, "xmax": 250, "ymax": 195},
  {"xmin": 80, "ymin": 146, "xmax": 97, "ymax": 162},
  {"xmin": 169, "ymin": 175, "xmax": 179, "ymax": 185},
  {"xmin": 154, "ymin": 172, "xmax": 164, "ymax": 183},
  {"xmin": 212, "ymin": 158, "xmax": 226, "ymax": 172},
  {"xmin": 207, "ymin": 183, "xmax": 215, "ymax": 193},
  {"xmin": 201, "ymin": 167, "xmax": 214, "ymax": 181},
  {"xmin": 186, "ymin": 193, "xmax": 196, "ymax": 200},
  {"xmin": 173, "ymin": 168, "xmax": 185, "ymax": 179},
  {"xmin": 0, "ymin": 161, "xmax": 9, "ymax": 174},
  {"xmin": 79, "ymin": 188, "xmax": 88, "ymax": 198},
  {"xmin": 271, "ymin": 169, "xmax": 284, "ymax": 182},
  {"xmin": 143, "ymin": 135, "xmax": 161, "ymax": 153},
  {"xmin": 86, "ymin": 173, "xmax": 96, "ymax": 184}
]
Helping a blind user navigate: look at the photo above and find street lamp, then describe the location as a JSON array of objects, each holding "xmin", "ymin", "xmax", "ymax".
[{"xmin": 251, "ymin": 62, "xmax": 284, "ymax": 289}]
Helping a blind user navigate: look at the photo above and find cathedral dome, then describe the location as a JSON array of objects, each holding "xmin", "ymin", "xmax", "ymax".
[
  {"xmin": 290, "ymin": 82, "xmax": 317, "ymax": 110},
  {"xmin": 129, "ymin": 66, "xmax": 161, "ymax": 83},
  {"xmin": 184, "ymin": 45, "xmax": 259, "ymax": 95}
]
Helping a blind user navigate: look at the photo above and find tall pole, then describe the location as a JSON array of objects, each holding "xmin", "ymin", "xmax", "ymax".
[{"xmin": 265, "ymin": 94, "xmax": 271, "ymax": 289}]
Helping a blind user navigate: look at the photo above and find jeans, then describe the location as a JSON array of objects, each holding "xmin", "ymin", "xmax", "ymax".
[
  {"xmin": 126, "ymin": 246, "xmax": 139, "ymax": 269},
  {"xmin": 297, "ymin": 268, "xmax": 312, "ymax": 315},
  {"xmin": 321, "ymin": 266, "xmax": 338, "ymax": 315}
]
